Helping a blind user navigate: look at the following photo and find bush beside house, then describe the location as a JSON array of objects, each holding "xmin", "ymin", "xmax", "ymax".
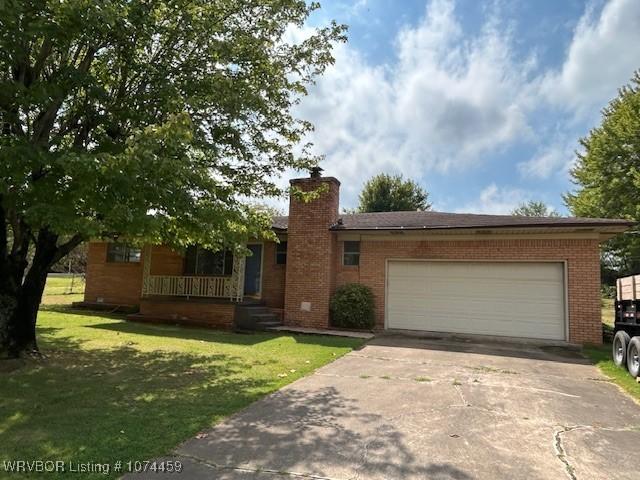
[{"xmin": 330, "ymin": 284, "xmax": 375, "ymax": 330}]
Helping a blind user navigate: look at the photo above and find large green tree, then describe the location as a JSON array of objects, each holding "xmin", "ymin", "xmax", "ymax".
[
  {"xmin": 356, "ymin": 173, "xmax": 431, "ymax": 213},
  {"xmin": 565, "ymin": 71, "xmax": 640, "ymax": 276},
  {"xmin": 511, "ymin": 201, "xmax": 559, "ymax": 217},
  {"xmin": 0, "ymin": 0, "xmax": 345, "ymax": 357}
]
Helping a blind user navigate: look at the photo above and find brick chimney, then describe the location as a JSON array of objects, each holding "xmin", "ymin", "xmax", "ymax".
[{"xmin": 284, "ymin": 168, "xmax": 340, "ymax": 328}]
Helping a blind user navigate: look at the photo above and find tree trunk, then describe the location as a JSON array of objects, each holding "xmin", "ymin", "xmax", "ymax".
[
  {"xmin": 0, "ymin": 283, "xmax": 19, "ymax": 357},
  {"xmin": 4, "ymin": 266, "xmax": 50, "ymax": 357},
  {"xmin": 0, "ymin": 230, "xmax": 61, "ymax": 358}
]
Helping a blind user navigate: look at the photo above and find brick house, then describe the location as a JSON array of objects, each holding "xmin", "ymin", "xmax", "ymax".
[{"xmin": 81, "ymin": 170, "xmax": 632, "ymax": 344}]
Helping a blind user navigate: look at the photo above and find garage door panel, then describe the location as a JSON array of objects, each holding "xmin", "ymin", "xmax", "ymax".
[{"xmin": 386, "ymin": 261, "xmax": 565, "ymax": 340}]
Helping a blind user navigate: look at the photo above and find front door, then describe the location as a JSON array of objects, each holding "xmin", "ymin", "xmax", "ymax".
[{"xmin": 244, "ymin": 244, "xmax": 263, "ymax": 296}]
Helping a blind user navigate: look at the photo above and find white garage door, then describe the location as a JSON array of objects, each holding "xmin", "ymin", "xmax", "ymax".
[{"xmin": 386, "ymin": 261, "xmax": 565, "ymax": 340}]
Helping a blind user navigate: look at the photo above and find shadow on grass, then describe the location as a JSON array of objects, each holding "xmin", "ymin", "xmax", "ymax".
[
  {"xmin": 0, "ymin": 332, "xmax": 278, "ymax": 480},
  {"xmin": 87, "ymin": 319, "xmax": 366, "ymax": 350},
  {"xmin": 40, "ymin": 304, "xmax": 128, "ymax": 321},
  {"xmin": 88, "ymin": 320, "xmax": 278, "ymax": 346}
]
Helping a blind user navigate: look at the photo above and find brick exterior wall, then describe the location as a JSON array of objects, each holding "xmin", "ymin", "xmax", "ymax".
[
  {"xmin": 284, "ymin": 176, "xmax": 340, "ymax": 328},
  {"xmin": 261, "ymin": 240, "xmax": 286, "ymax": 309},
  {"xmin": 84, "ymin": 241, "xmax": 286, "ymax": 315},
  {"xmin": 334, "ymin": 238, "xmax": 602, "ymax": 344},
  {"xmin": 84, "ymin": 242, "xmax": 143, "ymax": 306},
  {"xmin": 149, "ymin": 246, "xmax": 183, "ymax": 276},
  {"xmin": 84, "ymin": 180, "xmax": 604, "ymax": 344},
  {"xmin": 139, "ymin": 298, "xmax": 235, "ymax": 328}
]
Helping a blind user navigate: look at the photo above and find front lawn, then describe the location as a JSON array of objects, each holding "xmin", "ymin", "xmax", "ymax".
[
  {"xmin": 582, "ymin": 297, "xmax": 640, "ymax": 403},
  {"xmin": 0, "ymin": 309, "xmax": 364, "ymax": 479},
  {"xmin": 42, "ymin": 274, "xmax": 85, "ymax": 305}
]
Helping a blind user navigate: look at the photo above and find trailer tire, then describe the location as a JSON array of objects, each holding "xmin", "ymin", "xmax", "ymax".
[
  {"xmin": 626, "ymin": 337, "xmax": 640, "ymax": 378},
  {"xmin": 613, "ymin": 331, "xmax": 631, "ymax": 367}
]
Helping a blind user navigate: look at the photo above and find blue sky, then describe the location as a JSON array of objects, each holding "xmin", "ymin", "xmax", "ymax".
[{"xmin": 278, "ymin": 0, "xmax": 640, "ymax": 214}]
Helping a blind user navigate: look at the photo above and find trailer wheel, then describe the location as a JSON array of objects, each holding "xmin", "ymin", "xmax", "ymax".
[
  {"xmin": 626, "ymin": 337, "xmax": 640, "ymax": 378},
  {"xmin": 613, "ymin": 331, "xmax": 631, "ymax": 367}
]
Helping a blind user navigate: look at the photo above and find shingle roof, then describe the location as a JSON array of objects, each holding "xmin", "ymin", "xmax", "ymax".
[
  {"xmin": 272, "ymin": 216, "xmax": 288, "ymax": 230},
  {"xmin": 271, "ymin": 211, "xmax": 633, "ymax": 232}
]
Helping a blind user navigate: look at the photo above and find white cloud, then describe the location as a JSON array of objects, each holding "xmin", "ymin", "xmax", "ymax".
[
  {"xmin": 455, "ymin": 184, "xmax": 532, "ymax": 215},
  {"xmin": 295, "ymin": 0, "xmax": 536, "ymax": 208},
  {"xmin": 517, "ymin": 143, "xmax": 575, "ymax": 179},
  {"xmin": 540, "ymin": 0, "xmax": 640, "ymax": 115},
  {"xmin": 521, "ymin": 0, "xmax": 640, "ymax": 181},
  {"xmin": 276, "ymin": 0, "xmax": 640, "ymax": 209}
]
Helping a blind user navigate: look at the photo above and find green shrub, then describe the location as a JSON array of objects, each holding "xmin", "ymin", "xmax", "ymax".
[
  {"xmin": 330, "ymin": 283, "xmax": 375, "ymax": 330},
  {"xmin": 601, "ymin": 284, "xmax": 616, "ymax": 299}
]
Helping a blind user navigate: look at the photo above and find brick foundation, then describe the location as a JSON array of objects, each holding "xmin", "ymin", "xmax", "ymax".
[{"xmin": 139, "ymin": 298, "xmax": 235, "ymax": 328}]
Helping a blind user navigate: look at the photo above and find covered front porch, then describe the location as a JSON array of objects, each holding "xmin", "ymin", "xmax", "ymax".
[
  {"xmin": 134, "ymin": 244, "xmax": 272, "ymax": 329},
  {"xmin": 141, "ymin": 244, "xmax": 265, "ymax": 303}
]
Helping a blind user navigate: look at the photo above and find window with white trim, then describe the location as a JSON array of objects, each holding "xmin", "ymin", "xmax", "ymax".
[
  {"xmin": 106, "ymin": 243, "xmax": 141, "ymax": 263},
  {"xmin": 343, "ymin": 241, "xmax": 360, "ymax": 266}
]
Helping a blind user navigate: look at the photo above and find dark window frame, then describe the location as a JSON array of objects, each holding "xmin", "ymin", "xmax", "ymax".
[
  {"xmin": 184, "ymin": 246, "xmax": 233, "ymax": 277},
  {"xmin": 343, "ymin": 241, "xmax": 360, "ymax": 266},
  {"xmin": 275, "ymin": 241, "xmax": 287, "ymax": 265},
  {"xmin": 106, "ymin": 243, "xmax": 141, "ymax": 263}
]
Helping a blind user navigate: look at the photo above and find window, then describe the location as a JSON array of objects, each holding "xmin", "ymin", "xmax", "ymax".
[
  {"xmin": 343, "ymin": 241, "xmax": 360, "ymax": 266},
  {"xmin": 276, "ymin": 241, "xmax": 287, "ymax": 265},
  {"xmin": 184, "ymin": 246, "xmax": 233, "ymax": 276},
  {"xmin": 106, "ymin": 243, "xmax": 141, "ymax": 263}
]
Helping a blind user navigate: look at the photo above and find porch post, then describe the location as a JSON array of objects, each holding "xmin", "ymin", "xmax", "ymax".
[
  {"xmin": 141, "ymin": 245, "xmax": 152, "ymax": 297},
  {"xmin": 231, "ymin": 249, "xmax": 246, "ymax": 302}
]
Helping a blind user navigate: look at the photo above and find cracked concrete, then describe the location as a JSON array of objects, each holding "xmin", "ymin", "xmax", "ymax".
[
  {"xmin": 125, "ymin": 335, "xmax": 640, "ymax": 480},
  {"xmin": 554, "ymin": 426, "xmax": 582, "ymax": 480}
]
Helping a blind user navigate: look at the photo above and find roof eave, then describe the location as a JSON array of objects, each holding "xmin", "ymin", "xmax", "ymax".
[{"xmin": 330, "ymin": 222, "xmax": 634, "ymax": 233}]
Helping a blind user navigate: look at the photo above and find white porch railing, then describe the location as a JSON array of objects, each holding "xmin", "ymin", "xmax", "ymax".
[
  {"xmin": 140, "ymin": 246, "xmax": 246, "ymax": 302},
  {"xmin": 145, "ymin": 275, "xmax": 231, "ymax": 299}
]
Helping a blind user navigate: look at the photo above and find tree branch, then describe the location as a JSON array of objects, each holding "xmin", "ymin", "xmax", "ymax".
[
  {"xmin": 32, "ymin": 45, "xmax": 97, "ymax": 146},
  {"xmin": 51, "ymin": 234, "xmax": 85, "ymax": 265},
  {"xmin": 31, "ymin": 36, "xmax": 53, "ymax": 83}
]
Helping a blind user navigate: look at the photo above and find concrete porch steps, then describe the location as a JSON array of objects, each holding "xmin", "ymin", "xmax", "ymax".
[{"xmin": 234, "ymin": 303, "xmax": 283, "ymax": 332}]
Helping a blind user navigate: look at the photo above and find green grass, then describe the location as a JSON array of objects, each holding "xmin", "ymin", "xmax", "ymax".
[
  {"xmin": 601, "ymin": 297, "xmax": 615, "ymax": 331},
  {"xmin": 583, "ymin": 344, "xmax": 640, "ymax": 402},
  {"xmin": 581, "ymin": 297, "xmax": 640, "ymax": 403},
  {"xmin": 0, "ymin": 309, "xmax": 364, "ymax": 479},
  {"xmin": 42, "ymin": 275, "xmax": 85, "ymax": 305}
]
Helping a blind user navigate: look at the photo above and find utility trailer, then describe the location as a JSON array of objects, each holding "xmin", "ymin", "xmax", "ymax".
[{"xmin": 613, "ymin": 274, "xmax": 640, "ymax": 377}]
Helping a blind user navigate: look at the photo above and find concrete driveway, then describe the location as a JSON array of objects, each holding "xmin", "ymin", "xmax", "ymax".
[{"xmin": 128, "ymin": 335, "xmax": 640, "ymax": 480}]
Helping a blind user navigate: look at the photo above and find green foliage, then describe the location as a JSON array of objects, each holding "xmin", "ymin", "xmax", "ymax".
[
  {"xmin": 511, "ymin": 201, "xmax": 560, "ymax": 217},
  {"xmin": 565, "ymin": 71, "xmax": 640, "ymax": 275},
  {"xmin": 330, "ymin": 283, "xmax": 375, "ymax": 330},
  {"xmin": 600, "ymin": 284, "xmax": 616, "ymax": 299},
  {"xmin": 0, "ymin": 0, "xmax": 346, "ymax": 252},
  {"xmin": 357, "ymin": 173, "xmax": 431, "ymax": 213}
]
